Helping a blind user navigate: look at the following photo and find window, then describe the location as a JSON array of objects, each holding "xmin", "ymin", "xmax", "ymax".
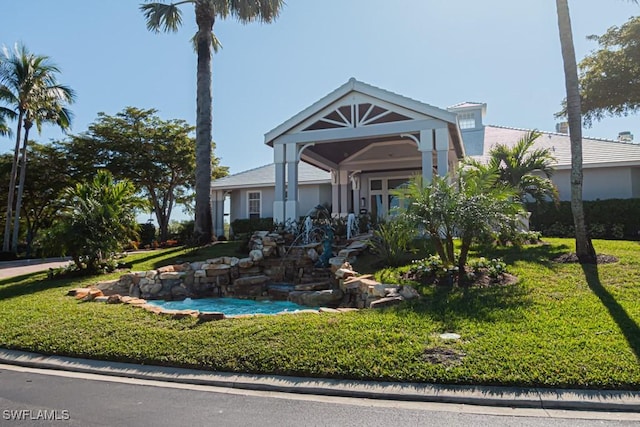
[
  {"xmin": 369, "ymin": 177, "xmax": 411, "ymax": 218},
  {"xmin": 248, "ymin": 191, "xmax": 261, "ymax": 219},
  {"xmin": 458, "ymin": 112, "xmax": 476, "ymax": 129}
]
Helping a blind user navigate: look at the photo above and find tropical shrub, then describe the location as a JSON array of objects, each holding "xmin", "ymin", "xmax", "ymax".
[
  {"xmin": 367, "ymin": 218, "xmax": 416, "ymax": 267},
  {"xmin": 399, "ymin": 168, "xmax": 523, "ymax": 275},
  {"xmin": 42, "ymin": 170, "xmax": 145, "ymax": 273}
]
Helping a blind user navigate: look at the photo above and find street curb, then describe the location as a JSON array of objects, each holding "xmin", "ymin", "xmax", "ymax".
[{"xmin": 1, "ymin": 348, "xmax": 639, "ymax": 412}]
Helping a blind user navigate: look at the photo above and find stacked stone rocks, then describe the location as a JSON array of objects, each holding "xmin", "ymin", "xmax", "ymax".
[{"xmin": 92, "ymin": 230, "xmax": 420, "ymax": 312}]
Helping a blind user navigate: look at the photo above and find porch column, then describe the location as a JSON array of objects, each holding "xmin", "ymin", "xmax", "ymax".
[
  {"xmin": 419, "ymin": 129, "xmax": 434, "ymax": 184},
  {"xmin": 273, "ymin": 144, "xmax": 286, "ymax": 224},
  {"xmin": 331, "ymin": 169, "xmax": 339, "ymax": 216},
  {"xmin": 285, "ymin": 142, "xmax": 299, "ymax": 222},
  {"xmin": 339, "ymin": 169, "xmax": 349, "ymax": 216},
  {"xmin": 435, "ymin": 127, "xmax": 449, "ymax": 177},
  {"xmin": 212, "ymin": 190, "xmax": 225, "ymax": 239}
]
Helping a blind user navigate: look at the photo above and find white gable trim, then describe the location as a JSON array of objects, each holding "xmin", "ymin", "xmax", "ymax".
[{"xmin": 264, "ymin": 78, "xmax": 458, "ymax": 145}]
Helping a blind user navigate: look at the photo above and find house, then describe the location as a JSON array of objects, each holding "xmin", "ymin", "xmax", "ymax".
[{"xmin": 211, "ymin": 79, "xmax": 640, "ymax": 238}]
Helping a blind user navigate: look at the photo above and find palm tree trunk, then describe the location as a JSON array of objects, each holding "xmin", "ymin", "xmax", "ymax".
[
  {"xmin": 555, "ymin": 0, "xmax": 596, "ymax": 263},
  {"xmin": 193, "ymin": 1, "xmax": 214, "ymax": 245},
  {"xmin": 3, "ymin": 110, "xmax": 24, "ymax": 252},
  {"xmin": 11, "ymin": 120, "xmax": 32, "ymax": 252}
]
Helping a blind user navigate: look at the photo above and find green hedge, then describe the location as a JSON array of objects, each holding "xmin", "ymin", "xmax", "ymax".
[
  {"xmin": 230, "ymin": 217, "xmax": 275, "ymax": 237},
  {"xmin": 528, "ymin": 199, "xmax": 640, "ymax": 240}
]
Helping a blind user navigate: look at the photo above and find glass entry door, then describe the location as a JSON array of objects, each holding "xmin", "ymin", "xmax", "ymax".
[{"xmin": 369, "ymin": 177, "xmax": 410, "ymax": 218}]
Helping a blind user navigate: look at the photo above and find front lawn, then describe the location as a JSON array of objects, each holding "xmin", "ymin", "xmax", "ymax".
[{"xmin": 1, "ymin": 239, "xmax": 639, "ymax": 389}]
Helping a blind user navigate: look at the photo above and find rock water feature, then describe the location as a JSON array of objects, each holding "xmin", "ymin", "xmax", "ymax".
[{"xmin": 71, "ymin": 229, "xmax": 420, "ymax": 320}]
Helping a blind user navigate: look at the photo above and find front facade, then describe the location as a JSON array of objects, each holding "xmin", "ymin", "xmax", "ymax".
[{"xmin": 211, "ymin": 79, "xmax": 640, "ymax": 236}]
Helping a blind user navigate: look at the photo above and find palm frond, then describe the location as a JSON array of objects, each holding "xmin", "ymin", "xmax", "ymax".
[
  {"xmin": 190, "ymin": 31, "xmax": 223, "ymax": 53},
  {"xmin": 140, "ymin": 2, "xmax": 186, "ymax": 33}
]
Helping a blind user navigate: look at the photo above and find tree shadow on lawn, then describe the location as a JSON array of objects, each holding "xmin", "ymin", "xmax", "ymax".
[
  {"xmin": 125, "ymin": 247, "xmax": 187, "ymax": 270},
  {"xmin": 474, "ymin": 242, "xmax": 571, "ymax": 270},
  {"xmin": 0, "ymin": 274, "xmax": 74, "ymax": 301},
  {"xmin": 582, "ymin": 263, "xmax": 640, "ymax": 362},
  {"xmin": 394, "ymin": 283, "xmax": 533, "ymax": 329}
]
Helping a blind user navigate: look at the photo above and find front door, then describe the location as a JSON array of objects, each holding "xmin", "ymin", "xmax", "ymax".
[{"xmin": 369, "ymin": 177, "xmax": 410, "ymax": 219}]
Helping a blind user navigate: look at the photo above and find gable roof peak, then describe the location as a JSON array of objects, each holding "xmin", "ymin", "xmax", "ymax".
[{"xmin": 264, "ymin": 78, "xmax": 458, "ymax": 145}]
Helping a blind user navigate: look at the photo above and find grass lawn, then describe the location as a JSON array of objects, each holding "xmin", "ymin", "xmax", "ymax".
[{"xmin": 1, "ymin": 238, "xmax": 639, "ymax": 389}]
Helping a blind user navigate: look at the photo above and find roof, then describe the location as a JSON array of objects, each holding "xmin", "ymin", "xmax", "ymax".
[
  {"xmin": 211, "ymin": 162, "xmax": 331, "ymax": 190},
  {"xmin": 448, "ymin": 102, "xmax": 486, "ymax": 110},
  {"xmin": 474, "ymin": 125, "xmax": 640, "ymax": 169},
  {"xmin": 264, "ymin": 78, "xmax": 459, "ymax": 145}
]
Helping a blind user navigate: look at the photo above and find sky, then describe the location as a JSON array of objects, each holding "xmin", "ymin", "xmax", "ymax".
[{"xmin": 2, "ymin": 1, "xmax": 639, "ymax": 180}]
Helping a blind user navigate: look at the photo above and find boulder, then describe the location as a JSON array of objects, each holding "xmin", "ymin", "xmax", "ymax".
[
  {"xmin": 81, "ymin": 289, "xmax": 104, "ymax": 302},
  {"xmin": 223, "ymin": 257, "xmax": 239, "ymax": 266},
  {"xmin": 249, "ymin": 249, "xmax": 264, "ymax": 262},
  {"xmin": 159, "ymin": 272, "xmax": 183, "ymax": 280},
  {"xmin": 369, "ymin": 296, "xmax": 404, "ymax": 309},
  {"xmin": 171, "ymin": 285, "xmax": 189, "ymax": 298},
  {"xmin": 238, "ymin": 258, "xmax": 254, "ymax": 269},
  {"xmin": 197, "ymin": 312, "xmax": 225, "ymax": 322},
  {"xmin": 69, "ymin": 287, "xmax": 91, "ymax": 298},
  {"xmin": 129, "ymin": 283, "xmax": 141, "ymax": 299},
  {"xmin": 335, "ymin": 268, "xmax": 357, "ymax": 280},
  {"xmin": 399, "ymin": 285, "xmax": 421, "ymax": 300},
  {"xmin": 157, "ymin": 265, "xmax": 175, "ymax": 273},
  {"xmin": 106, "ymin": 294, "xmax": 122, "ymax": 304},
  {"xmin": 233, "ymin": 275, "xmax": 269, "ymax": 298},
  {"xmin": 288, "ymin": 289, "xmax": 344, "ymax": 307},
  {"xmin": 368, "ymin": 284, "xmax": 388, "ymax": 297},
  {"xmin": 328, "ymin": 257, "xmax": 347, "ymax": 273},
  {"xmin": 306, "ymin": 248, "xmax": 319, "ymax": 262},
  {"xmin": 294, "ymin": 282, "xmax": 331, "ymax": 291}
]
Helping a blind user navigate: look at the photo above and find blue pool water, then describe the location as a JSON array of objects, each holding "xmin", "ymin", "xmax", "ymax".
[{"xmin": 146, "ymin": 297, "xmax": 313, "ymax": 316}]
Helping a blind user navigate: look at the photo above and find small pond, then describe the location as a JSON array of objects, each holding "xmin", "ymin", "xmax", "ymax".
[{"xmin": 146, "ymin": 297, "xmax": 314, "ymax": 316}]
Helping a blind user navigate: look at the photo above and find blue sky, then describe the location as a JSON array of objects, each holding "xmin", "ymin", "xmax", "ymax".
[{"xmin": 2, "ymin": 1, "xmax": 639, "ymax": 176}]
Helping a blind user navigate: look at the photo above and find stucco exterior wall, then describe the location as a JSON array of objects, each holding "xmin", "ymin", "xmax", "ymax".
[
  {"xmin": 553, "ymin": 167, "xmax": 633, "ymax": 201},
  {"xmin": 632, "ymin": 167, "xmax": 640, "ymax": 198},
  {"xmin": 230, "ymin": 184, "xmax": 332, "ymax": 221}
]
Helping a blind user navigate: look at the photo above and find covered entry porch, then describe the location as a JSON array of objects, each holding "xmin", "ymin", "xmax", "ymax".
[{"xmin": 264, "ymin": 78, "xmax": 466, "ymax": 223}]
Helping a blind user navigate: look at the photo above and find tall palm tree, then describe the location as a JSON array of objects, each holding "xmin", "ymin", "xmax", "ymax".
[
  {"xmin": 485, "ymin": 130, "xmax": 559, "ymax": 204},
  {"xmin": 140, "ymin": 0, "xmax": 284, "ymax": 244},
  {"xmin": 12, "ymin": 92, "xmax": 73, "ymax": 252},
  {"xmin": 0, "ymin": 44, "xmax": 75, "ymax": 253},
  {"xmin": 555, "ymin": 0, "xmax": 596, "ymax": 263}
]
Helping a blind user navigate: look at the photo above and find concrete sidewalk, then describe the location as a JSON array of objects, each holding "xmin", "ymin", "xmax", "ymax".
[{"xmin": 1, "ymin": 348, "xmax": 639, "ymax": 413}]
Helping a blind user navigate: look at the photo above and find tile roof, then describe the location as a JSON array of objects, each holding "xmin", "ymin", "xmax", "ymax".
[
  {"xmin": 475, "ymin": 125, "xmax": 640, "ymax": 169},
  {"xmin": 211, "ymin": 162, "xmax": 331, "ymax": 190}
]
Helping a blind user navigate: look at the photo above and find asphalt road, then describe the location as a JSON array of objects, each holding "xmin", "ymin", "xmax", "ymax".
[
  {"xmin": 0, "ymin": 258, "xmax": 72, "ymax": 280},
  {"xmin": 0, "ymin": 365, "xmax": 637, "ymax": 427}
]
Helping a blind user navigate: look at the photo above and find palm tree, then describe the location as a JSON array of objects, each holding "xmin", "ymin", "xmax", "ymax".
[
  {"xmin": 484, "ymin": 130, "xmax": 559, "ymax": 204},
  {"xmin": 140, "ymin": 0, "xmax": 284, "ymax": 244},
  {"xmin": 12, "ymin": 92, "xmax": 73, "ymax": 252},
  {"xmin": 0, "ymin": 105, "xmax": 16, "ymax": 137},
  {"xmin": 0, "ymin": 44, "xmax": 74, "ymax": 253},
  {"xmin": 555, "ymin": 0, "xmax": 596, "ymax": 263}
]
